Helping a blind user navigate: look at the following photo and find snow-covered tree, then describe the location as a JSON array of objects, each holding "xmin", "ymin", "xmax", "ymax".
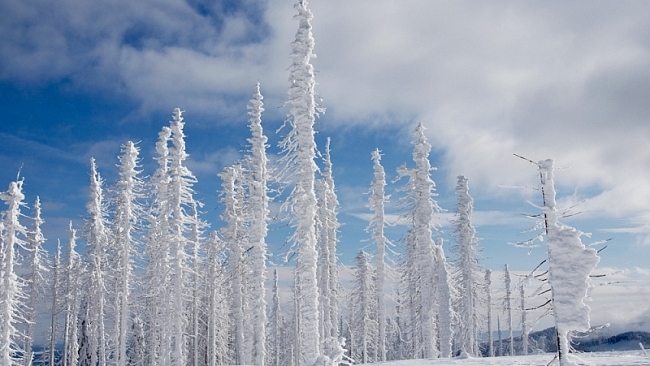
[
  {"xmin": 503, "ymin": 264, "xmax": 514, "ymax": 356},
  {"xmin": 434, "ymin": 239, "xmax": 453, "ymax": 358},
  {"xmin": 485, "ymin": 269, "xmax": 494, "ymax": 357},
  {"xmin": 395, "ymin": 123, "xmax": 443, "ymax": 359},
  {"xmin": 47, "ymin": 241, "xmax": 62, "ymax": 366},
  {"xmin": 367, "ymin": 149, "xmax": 389, "ymax": 361},
  {"xmin": 23, "ymin": 197, "xmax": 49, "ymax": 366},
  {"xmin": 451, "ymin": 175, "xmax": 482, "ymax": 357},
  {"xmin": 277, "ymin": 1, "xmax": 324, "ymax": 364},
  {"xmin": 111, "ymin": 141, "xmax": 145, "ymax": 366},
  {"xmin": 62, "ymin": 222, "xmax": 82, "ymax": 366},
  {"xmin": 166, "ymin": 108, "xmax": 200, "ymax": 366},
  {"xmin": 205, "ymin": 232, "xmax": 229, "ymax": 366},
  {"xmin": 84, "ymin": 159, "xmax": 110, "ymax": 366},
  {"xmin": 143, "ymin": 125, "xmax": 173, "ymax": 366},
  {"xmin": 316, "ymin": 138, "xmax": 341, "ymax": 352},
  {"xmin": 536, "ymin": 159, "xmax": 600, "ymax": 366},
  {"xmin": 349, "ymin": 250, "xmax": 377, "ymax": 364},
  {"xmin": 220, "ymin": 164, "xmax": 250, "ymax": 365},
  {"xmin": 187, "ymin": 201, "xmax": 206, "ymax": 366},
  {"xmin": 0, "ymin": 180, "xmax": 29, "ymax": 366},
  {"xmin": 245, "ymin": 82, "xmax": 270, "ymax": 366}
]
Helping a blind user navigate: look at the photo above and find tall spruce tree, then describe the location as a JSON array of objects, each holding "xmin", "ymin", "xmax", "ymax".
[
  {"xmin": 368, "ymin": 149, "xmax": 389, "ymax": 361},
  {"xmin": 0, "ymin": 180, "xmax": 28, "ymax": 366},
  {"xmin": 316, "ymin": 138, "xmax": 341, "ymax": 351},
  {"xmin": 112, "ymin": 141, "xmax": 145, "ymax": 366},
  {"xmin": 451, "ymin": 175, "xmax": 482, "ymax": 356},
  {"xmin": 349, "ymin": 251, "xmax": 377, "ymax": 364},
  {"xmin": 245, "ymin": 82, "xmax": 270, "ymax": 366},
  {"xmin": 24, "ymin": 197, "xmax": 49, "ymax": 366},
  {"xmin": 167, "ymin": 108, "xmax": 199, "ymax": 366},
  {"xmin": 63, "ymin": 222, "xmax": 82, "ymax": 366},
  {"xmin": 396, "ymin": 123, "xmax": 443, "ymax": 359},
  {"xmin": 220, "ymin": 165, "xmax": 250, "ymax": 365},
  {"xmin": 278, "ymin": 1, "xmax": 323, "ymax": 364},
  {"xmin": 144, "ymin": 125, "xmax": 173, "ymax": 366},
  {"xmin": 84, "ymin": 159, "xmax": 109, "ymax": 366}
]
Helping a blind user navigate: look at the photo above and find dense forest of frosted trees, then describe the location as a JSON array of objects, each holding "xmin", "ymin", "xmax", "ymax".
[{"xmin": 0, "ymin": 1, "xmax": 600, "ymax": 366}]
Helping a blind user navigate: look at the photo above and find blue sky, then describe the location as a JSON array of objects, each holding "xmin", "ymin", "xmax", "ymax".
[{"xmin": 2, "ymin": 0, "xmax": 650, "ymax": 318}]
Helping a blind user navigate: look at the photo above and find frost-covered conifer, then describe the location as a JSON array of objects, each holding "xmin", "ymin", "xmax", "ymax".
[
  {"xmin": 350, "ymin": 251, "xmax": 377, "ymax": 364},
  {"xmin": 537, "ymin": 159, "xmax": 599, "ymax": 366},
  {"xmin": 396, "ymin": 123, "xmax": 443, "ymax": 359},
  {"xmin": 0, "ymin": 180, "xmax": 29, "ymax": 366},
  {"xmin": 63, "ymin": 222, "xmax": 81, "ymax": 366},
  {"xmin": 205, "ymin": 232, "xmax": 229, "ymax": 366},
  {"xmin": 245, "ymin": 82, "xmax": 270, "ymax": 366},
  {"xmin": 144, "ymin": 125, "xmax": 173, "ymax": 366},
  {"xmin": 220, "ymin": 165, "xmax": 249, "ymax": 365},
  {"xmin": 24, "ymin": 197, "xmax": 49, "ymax": 366},
  {"xmin": 316, "ymin": 138, "xmax": 341, "ymax": 351},
  {"xmin": 367, "ymin": 149, "xmax": 389, "ymax": 361},
  {"xmin": 84, "ymin": 159, "xmax": 109, "ymax": 366},
  {"xmin": 47, "ymin": 241, "xmax": 62, "ymax": 366},
  {"xmin": 187, "ymin": 201, "xmax": 206, "ymax": 366},
  {"xmin": 451, "ymin": 175, "xmax": 482, "ymax": 356},
  {"xmin": 167, "ymin": 108, "xmax": 199, "ymax": 366},
  {"xmin": 434, "ymin": 239, "xmax": 453, "ymax": 358},
  {"xmin": 277, "ymin": 1, "xmax": 323, "ymax": 364},
  {"xmin": 112, "ymin": 141, "xmax": 145, "ymax": 366}
]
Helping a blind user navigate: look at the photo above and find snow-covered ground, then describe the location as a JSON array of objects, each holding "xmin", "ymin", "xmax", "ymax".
[{"xmin": 367, "ymin": 351, "xmax": 650, "ymax": 365}]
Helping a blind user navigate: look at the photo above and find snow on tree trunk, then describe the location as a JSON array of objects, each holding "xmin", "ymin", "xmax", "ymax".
[
  {"xmin": 278, "ymin": 1, "xmax": 323, "ymax": 364},
  {"xmin": 268, "ymin": 269, "xmax": 282, "ymax": 366},
  {"xmin": 396, "ymin": 123, "xmax": 443, "ymax": 359},
  {"xmin": 497, "ymin": 316, "xmax": 502, "ymax": 357},
  {"xmin": 503, "ymin": 264, "xmax": 514, "ymax": 356},
  {"xmin": 485, "ymin": 269, "xmax": 494, "ymax": 357},
  {"xmin": 112, "ymin": 141, "xmax": 144, "ymax": 366},
  {"xmin": 451, "ymin": 175, "xmax": 481, "ymax": 357},
  {"xmin": 84, "ymin": 159, "xmax": 109, "ymax": 366},
  {"xmin": 246, "ymin": 82, "xmax": 270, "ymax": 366},
  {"xmin": 0, "ymin": 180, "xmax": 28, "ymax": 366},
  {"xmin": 520, "ymin": 282, "xmax": 528, "ymax": 355},
  {"xmin": 538, "ymin": 159, "xmax": 600, "ymax": 366},
  {"xmin": 369, "ymin": 149, "xmax": 388, "ymax": 362},
  {"xmin": 24, "ymin": 197, "xmax": 49, "ymax": 366},
  {"xmin": 434, "ymin": 239, "xmax": 453, "ymax": 358}
]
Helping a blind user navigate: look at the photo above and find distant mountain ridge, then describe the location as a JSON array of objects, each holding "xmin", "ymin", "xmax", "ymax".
[{"xmin": 482, "ymin": 326, "xmax": 650, "ymax": 355}]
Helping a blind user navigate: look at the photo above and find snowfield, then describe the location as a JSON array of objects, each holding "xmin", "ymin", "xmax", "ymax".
[{"xmin": 367, "ymin": 351, "xmax": 650, "ymax": 366}]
